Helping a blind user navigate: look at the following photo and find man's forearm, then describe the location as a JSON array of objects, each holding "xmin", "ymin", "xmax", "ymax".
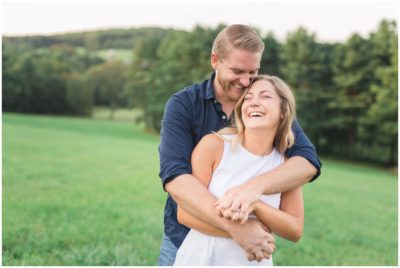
[
  {"xmin": 165, "ymin": 173, "xmax": 230, "ymax": 232},
  {"xmin": 166, "ymin": 174, "xmax": 276, "ymax": 260},
  {"xmin": 177, "ymin": 206, "xmax": 230, "ymax": 237},
  {"xmin": 255, "ymin": 156, "xmax": 317, "ymax": 195}
]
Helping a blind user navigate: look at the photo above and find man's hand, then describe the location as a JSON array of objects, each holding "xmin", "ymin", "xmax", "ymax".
[
  {"xmin": 228, "ymin": 219, "xmax": 275, "ymax": 262},
  {"xmin": 215, "ymin": 181, "xmax": 262, "ymax": 224}
]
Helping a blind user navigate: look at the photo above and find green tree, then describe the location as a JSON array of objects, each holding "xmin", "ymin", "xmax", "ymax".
[
  {"xmin": 144, "ymin": 25, "xmax": 224, "ymax": 131},
  {"xmin": 2, "ymin": 44, "xmax": 102, "ymax": 114},
  {"xmin": 281, "ymin": 27, "xmax": 335, "ymax": 149},
  {"xmin": 360, "ymin": 20, "xmax": 398, "ymax": 164},
  {"xmin": 66, "ymin": 72, "xmax": 94, "ymax": 116},
  {"xmin": 88, "ymin": 61, "xmax": 128, "ymax": 119},
  {"xmin": 330, "ymin": 34, "xmax": 376, "ymax": 159},
  {"xmin": 260, "ymin": 32, "xmax": 283, "ymax": 76},
  {"xmin": 124, "ymin": 33, "xmax": 165, "ymax": 110}
]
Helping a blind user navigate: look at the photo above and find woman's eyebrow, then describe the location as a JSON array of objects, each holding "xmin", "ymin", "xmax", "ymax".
[{"xmin": 257, "ymin": 90, "xmax": 270, "ymax": 94}]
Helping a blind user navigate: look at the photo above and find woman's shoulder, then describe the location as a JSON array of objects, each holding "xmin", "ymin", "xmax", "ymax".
[
  {"xmin": 192, "ymin": 133, "xmax": 224, "ymax": 166},
  {"xmin": 199, "ymin": 132, "xmax": 225, "ymax": 148},
  {"xmin": 195, "ymin": 133, "xmax": 224, "ymax": 157},
  {"xmin": 198, "ymin": 133, "xmax": 225, "ymax": 171}
]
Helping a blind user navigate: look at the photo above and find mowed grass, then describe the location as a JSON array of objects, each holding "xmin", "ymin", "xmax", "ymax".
[
  {"xmin": 3, "ymin": 113, "xmax": 398, "ymax": 265},
  {"xmin": 274, "ymin": 160, "xmax": 398, "ymax": 265},
  {"xmin": 3, "ymin": 113, "xmax": 165, "ymax": 265},
  {"xmin": 91, "ymin": 107, "xmax": 144, "ymax": 123}
]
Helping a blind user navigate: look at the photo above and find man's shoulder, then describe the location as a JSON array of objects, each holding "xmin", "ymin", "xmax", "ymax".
[{"xmin": 171, "ymin": 76, "xmax": 211, "ymax": 101}]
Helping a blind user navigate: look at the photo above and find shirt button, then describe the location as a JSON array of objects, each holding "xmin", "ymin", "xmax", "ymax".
[
  {"xmin": 222, "ymin": 115, "xmax": 227, "ymax": 120},
  {"xmin": 214, "ymin": 100, "xmax": 218, "ymax": 104}
]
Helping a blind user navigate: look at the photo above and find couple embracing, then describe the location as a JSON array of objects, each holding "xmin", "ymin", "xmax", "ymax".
[{"xmin": 158, "ymin": 24, "xmax": 321, "ymax": 266}]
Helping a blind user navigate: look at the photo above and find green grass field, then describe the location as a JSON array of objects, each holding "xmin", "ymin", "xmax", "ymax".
[
  {"xmin": 3, "ymin": 113, "xmax": 398, "ymax": 265},
  {"xmin": 91, "ymin": 107, "xmax": 144, "ymax": 124}
]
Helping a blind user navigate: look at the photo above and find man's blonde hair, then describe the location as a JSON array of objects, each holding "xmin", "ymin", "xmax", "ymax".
[
  {"xmin": 219, "ymin": 75, "xmax": 296, "ymax": 154},
  {"xmin": 212, "ymin": 24, "xmax": 265, "ymax": 60}
]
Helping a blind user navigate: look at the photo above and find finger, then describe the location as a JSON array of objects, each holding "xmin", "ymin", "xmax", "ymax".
[
  {"xmin": 223, "ymin": 190, "xmax": 237, "ymax": 208},
  {"xmin": 217, "ymin": 208, "xmax": 224, "ymax": 217},
  {"xmin": 261, "ymin": 241, "xmax": 274, "ymax": 255},
  {"xmin": 230, "ymin": 211, "xmax": 240, "ymax": 221},
  {"xmin": 222, "ymin": 208, "xmax": 232, "ymax": 220},
  {"xmin": 229, "ymin": 198, "xmax": 243, "ymax": 212},
  {"xmin": 239, "ymin": 201, "xmax": 250, "ymax": 215},
  {"xmin": 219, "ymin": 198, "xmax": 233, "ymax": 210},
  {"xmin": 240, "ymin": 200, "xmax": 250, "ymax": 214},
  {"xmin": 240, "ymin": 211, "xmax": 249, "ymax": 224},
  {"xmin": 269, "ymin": 242, "xmax": 276, "ymax": 252},
  {"xmin": 246, "ymin": 252, "xmax": 255, "ymax": 262},
  {"xmin": 254, "ymin": 250, "xmax": 264, "ymax": 262},
  {"xmin": 266, "ymin": 232, "xmax": 276, "ymax": 245},
  {"xmin": 263, "ymin": 251, "xmax": 271, "ymax": 260}
]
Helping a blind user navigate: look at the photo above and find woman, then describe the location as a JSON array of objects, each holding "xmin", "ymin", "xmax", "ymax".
[{"xmin": 174, "ymin": 75, "xmax": 304, "ymax": 266}]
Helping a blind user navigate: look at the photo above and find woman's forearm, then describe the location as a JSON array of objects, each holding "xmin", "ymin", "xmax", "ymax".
[
  {"xmin": 253, "ymin": 201, "xmax": 303, "ymax": 242},
  {"xmin": 177, "ymin": 206, "xmax": 230, "ymax": 238}
]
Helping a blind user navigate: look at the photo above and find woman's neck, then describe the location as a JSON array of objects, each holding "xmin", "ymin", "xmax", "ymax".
[{"xmin": 242, "ymin": 128, "xmax": 276, "ymax": 156}]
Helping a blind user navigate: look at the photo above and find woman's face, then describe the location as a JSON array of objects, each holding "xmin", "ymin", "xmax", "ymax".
[{"xmin": 241, "ymin": 80, "xmax": 282, "ymax": 131}]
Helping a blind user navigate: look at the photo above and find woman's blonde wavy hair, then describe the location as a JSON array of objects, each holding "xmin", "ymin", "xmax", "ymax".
[{"xmin": 218, "ymin": 75, "xmax": 296, "ymax": 154}]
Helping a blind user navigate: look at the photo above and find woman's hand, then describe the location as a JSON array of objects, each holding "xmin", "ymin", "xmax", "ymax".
[{"xmin": 216, "ymin": 182, "xmax": 262, "ymax": 224}]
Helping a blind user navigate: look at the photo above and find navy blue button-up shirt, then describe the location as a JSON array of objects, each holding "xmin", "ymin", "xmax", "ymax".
[{"xmin": 159, "ymin": 72, "xmax": 321, "ymax": 248}]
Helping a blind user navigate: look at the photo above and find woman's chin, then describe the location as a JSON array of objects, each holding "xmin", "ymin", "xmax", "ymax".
[
  {"xmin": 245, "ymin": 124, "xmax": 266, "ymax": 131},
  {"xmin": 245, "ymin": 123, "xmax": 277, "ymax": 132}
]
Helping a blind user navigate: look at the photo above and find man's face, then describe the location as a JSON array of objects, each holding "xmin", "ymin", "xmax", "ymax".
[{"xmin": 212, "ymin": 48, "xmax": 261, "ymax": 102}]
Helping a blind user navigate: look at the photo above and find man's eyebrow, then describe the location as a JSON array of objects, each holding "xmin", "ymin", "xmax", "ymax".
[{"xmin": 230, "ymin": 67, "xmax": 243, "ymax": 72}]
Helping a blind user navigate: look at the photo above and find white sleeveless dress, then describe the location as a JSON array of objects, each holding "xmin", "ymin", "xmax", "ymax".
[{"xmin": 174, "ymin": 134, "xmax": 284, "ymax": 266}]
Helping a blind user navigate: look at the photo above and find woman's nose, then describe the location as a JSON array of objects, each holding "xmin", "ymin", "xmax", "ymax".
[{"xmin": 250, "ymin": 97, "xmax": 260, "ymax": 107}]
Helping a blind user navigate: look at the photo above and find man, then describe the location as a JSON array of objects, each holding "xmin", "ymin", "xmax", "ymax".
[{"xmin": 158, "ymin": 24, "xmax": 321, "ymax": 265}]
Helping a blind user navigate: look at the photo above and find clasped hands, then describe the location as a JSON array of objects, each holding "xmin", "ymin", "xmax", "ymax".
[
  {"xmin": 215, "ymin": 182, "xmax": 275, "ymax": 262},
  {"xmin": 215, "ymin": 181, "xmax": 261, "ymax": 224}
]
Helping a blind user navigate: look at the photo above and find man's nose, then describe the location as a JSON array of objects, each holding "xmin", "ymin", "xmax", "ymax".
[{"xmin": 240, "ymin": 74, "xmax": 251, "ymax": 87}]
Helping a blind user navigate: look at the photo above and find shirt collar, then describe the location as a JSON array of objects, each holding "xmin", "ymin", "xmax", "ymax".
[{"xmin": 204, "ymin": 72, "xmax": 216, "ymax": 100}]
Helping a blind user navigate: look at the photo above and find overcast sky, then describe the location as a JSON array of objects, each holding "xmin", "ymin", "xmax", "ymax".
[{"xmin": 2, "ymin": 0, "xmax": 399, "ymax": 42}]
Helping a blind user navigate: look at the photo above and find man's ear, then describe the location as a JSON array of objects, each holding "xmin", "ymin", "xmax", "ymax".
[{"xmin": 211, "ymin": 53, "xmax": 219, "ymax": 70}]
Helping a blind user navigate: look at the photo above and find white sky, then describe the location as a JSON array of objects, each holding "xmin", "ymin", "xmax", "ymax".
[{"xmin": 1, "ymin": 0, "xmax": 399, "ymax": 42}]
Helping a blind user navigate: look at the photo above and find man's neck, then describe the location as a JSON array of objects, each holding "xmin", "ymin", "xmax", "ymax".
[{"xmin": 213, "ymin": 82, "xmax": 236, "ymax": 117}]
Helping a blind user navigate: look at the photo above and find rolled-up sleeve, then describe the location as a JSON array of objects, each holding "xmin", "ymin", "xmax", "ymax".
[
  {"xmin": 286, "ymin": 120, "xmax": 322, "ymax": 181},
  {"xmin": 159, "ymin": 94, "xmax": 195, "ymax": 190}
]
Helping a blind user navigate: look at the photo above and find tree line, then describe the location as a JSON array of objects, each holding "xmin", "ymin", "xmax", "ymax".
[{"xmin": 2, "ymin": 20, "xmax": 397, "ymax": 165}]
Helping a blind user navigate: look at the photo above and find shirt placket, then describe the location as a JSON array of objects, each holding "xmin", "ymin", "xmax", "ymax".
[{"xmin": 213, "ymin": 99, "xmax": 229, "ymax": 127}]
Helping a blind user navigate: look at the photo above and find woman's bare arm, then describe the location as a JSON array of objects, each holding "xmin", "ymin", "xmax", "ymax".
[
  {"xmin": 176, "ymin": 134, "xmax": 230, "ymax": 237},
  {"xmin": 252, "ymin": 187, "xmax": 304, "ymax": 242}
]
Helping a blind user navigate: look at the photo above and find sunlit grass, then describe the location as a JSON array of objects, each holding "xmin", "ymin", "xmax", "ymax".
[
  {"xmin": 274, "ymin": 159, "xmax": 397, "ymax": 265},
  {"xmin": 3, "ymin": 113, "xmax": 164, "ymax": 265},
  {"xmin": 2, "ymin": 113, "xmax": 398, "ymax": 265}
]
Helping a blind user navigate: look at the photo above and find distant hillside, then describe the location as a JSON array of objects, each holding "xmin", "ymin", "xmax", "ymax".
[{"xmin": 2, "ymin": 27, "xmax": 178, "ymax": 50}]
